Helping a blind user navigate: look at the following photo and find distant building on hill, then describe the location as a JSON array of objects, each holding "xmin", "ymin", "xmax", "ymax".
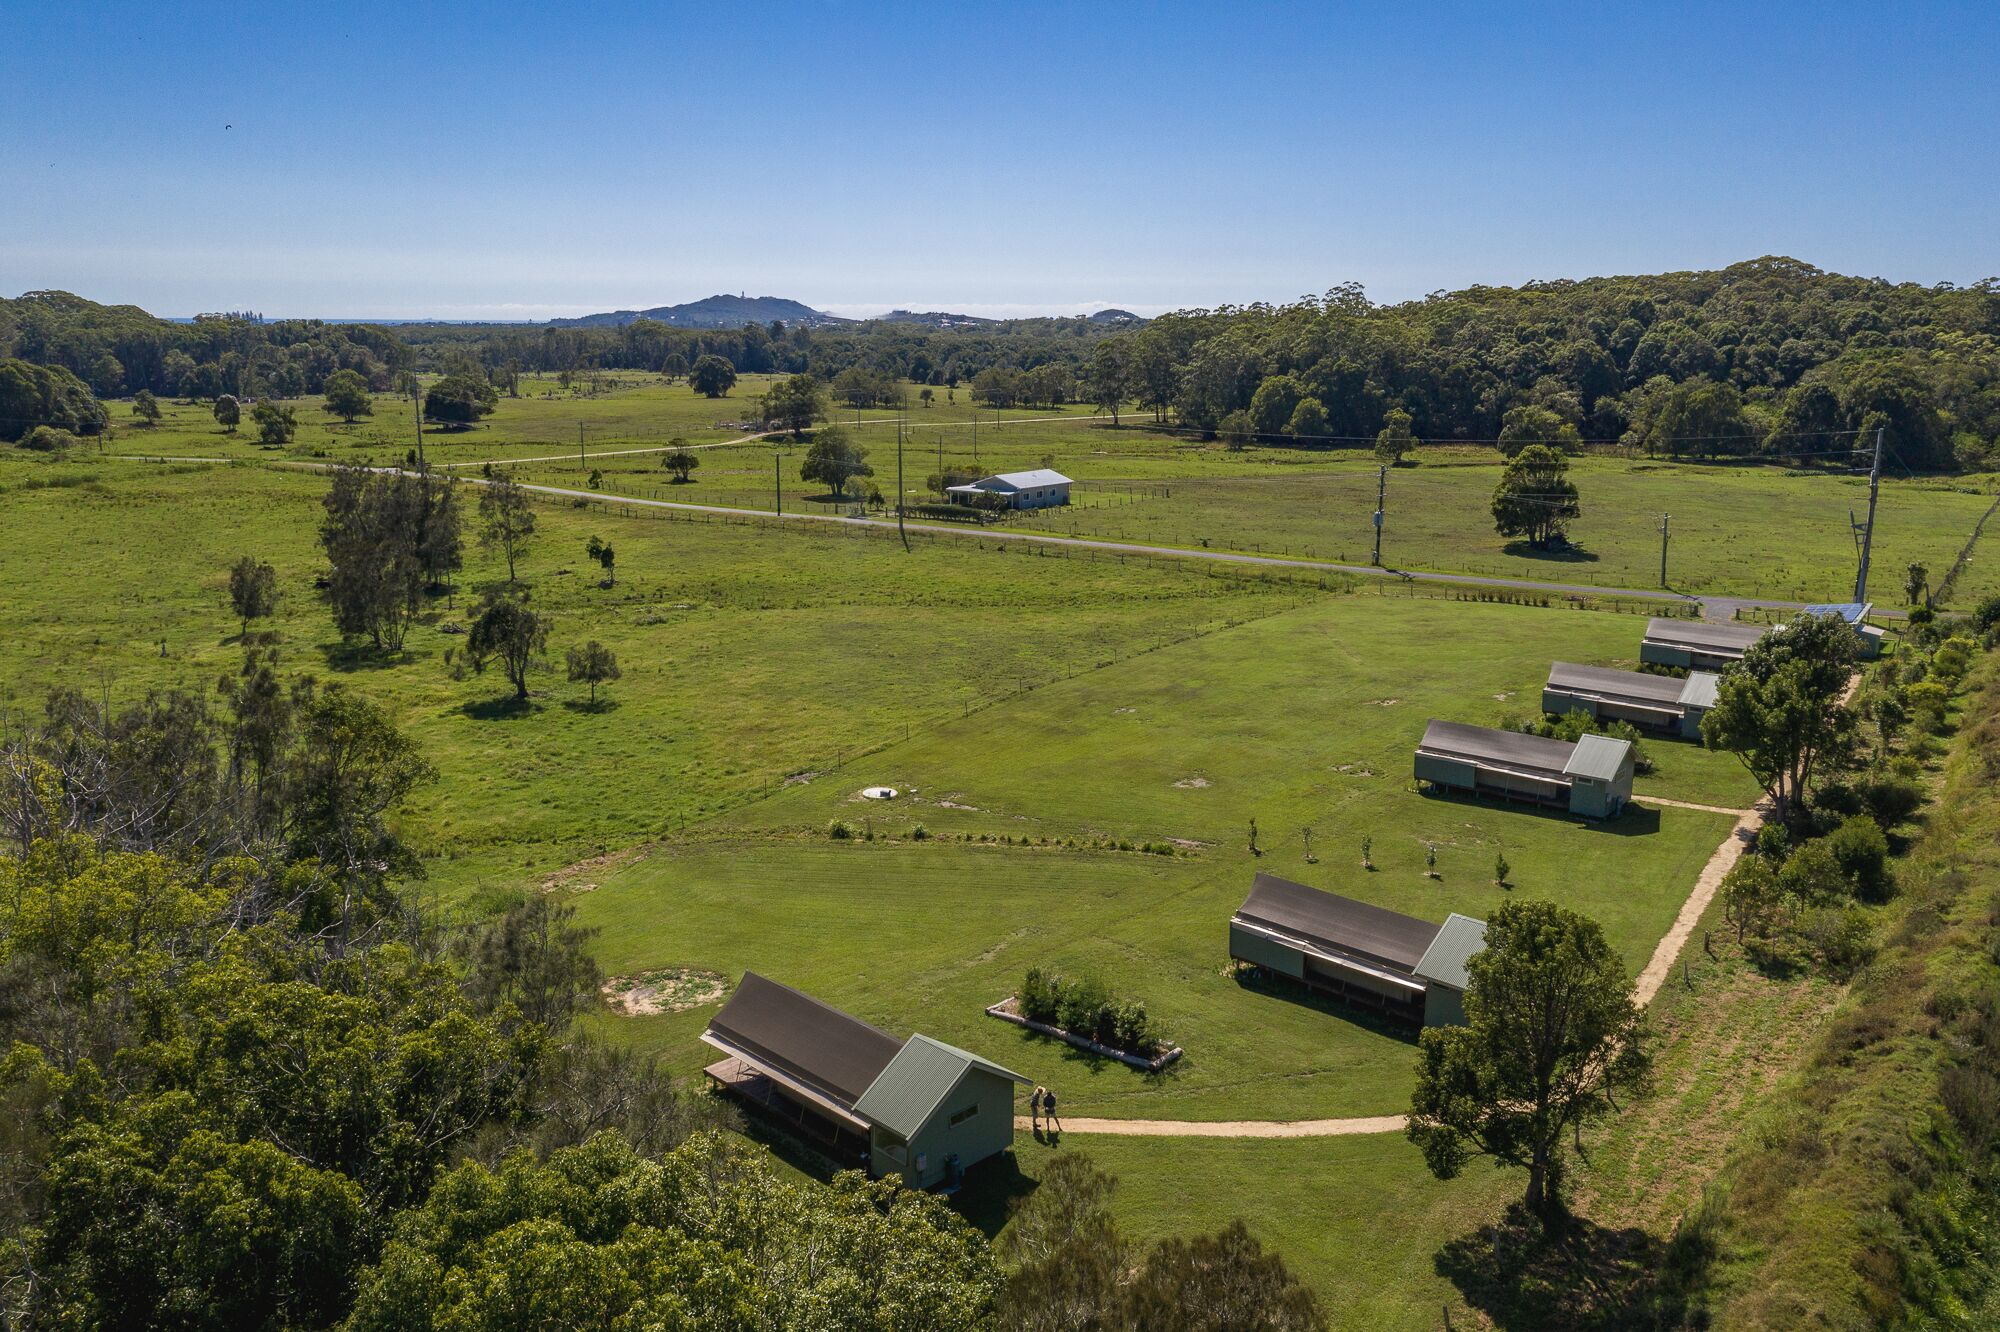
[
  {"xmin": 945, "ymin": 468, "xmax": 1073, "ymax": 509},
  {"xmin": 1543, "ymin": 661, "xmax": 1719, "ymax": 738},
  {"xmin": 700, "ymin": 972, "xmax": 1028, "ymax": 1191},
  {"xmin": 1228, "ymin": 873, "xmax": 1486, "ymax": 1027},
  {"xmin": 1414, "ymin": 719, "xmax": 1635, "ymax": 819}
]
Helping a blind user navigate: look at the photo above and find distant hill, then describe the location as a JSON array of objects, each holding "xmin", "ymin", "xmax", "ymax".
[
  {"xmin": 872, "ymin": 310, "xmax": 998, "ymax": 330},
  {"xmin": 550, "ymin": 295, "xmax": 849, "ymax": 330},
  {"xmin": 1089, "ymin": 308, "xmax": 1144, "ymax": 325}
]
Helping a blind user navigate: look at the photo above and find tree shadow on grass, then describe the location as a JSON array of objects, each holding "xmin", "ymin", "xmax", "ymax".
[
  {"xmin": 461, "ymin": 695, "xmax": 536, "ymax": 721},
  {"xmin": 1501, "ymin": 540, "xmax": 1601, "ymax": 565},
  {"xmin": 319, "ymin": 640, "xmax": 417, "ymax": 673},
  {"xmin": 1435, "ymin": 1204, "xmax": 1712, "ymax": 1332},
  {"xmin": 562, "ymin": 697, "xmax": 622, "ymax": 715}
]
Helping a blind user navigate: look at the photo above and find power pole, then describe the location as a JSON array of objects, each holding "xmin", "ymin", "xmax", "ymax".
[
  {"xmin": 896, "ymin": 412, "xmax": 910, "ymax": 551},
  {"xmin": 1658, "ymin": 512, "xmax": 1670, "ymax": 588},
  {"xmin": 971, "ymin": 411, "xmax": 979, "ymax": 471},
  {"xmin": 774, "ymin": 450, "xmax": 782, "ymax": 517},
  {"xmin": 412, "ymin": 382, "xmax": 425, "ymax": 472},
  {"xmin": 578, "ymin": 422, "xmax": 585, "ymax": 471},
  {"xmin": 1854, "ymin": 424, "xmax": 1885, "ymax": 603},
  {"xmin": 1371, "ymin": 466, "xmax": 1387, "ymax": 566}
]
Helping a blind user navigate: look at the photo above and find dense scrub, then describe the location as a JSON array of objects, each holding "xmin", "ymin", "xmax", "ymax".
[{"xmin": 1696, "ymin": 652, "xmax": 2000, "ymax": 1326}]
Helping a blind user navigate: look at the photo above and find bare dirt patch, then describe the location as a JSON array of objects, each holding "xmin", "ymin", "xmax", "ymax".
[
  {"xmin": 782, "ymin": 770, "xmax": 819, "ymax": 787},
  {"xmin": 1367, "ymin": 697, "xmax": 1401, "ymax": 707},
  {"xmin": 601, "ymin": 967, "xmax": 729, "ymax": 1017},
  {"xmin": 1332, "ymin": 763, "xmax": 1377, "ymax": 777},
  {"xmin": 540, "ymin": 844, "xmax": 645, "ymax": 895},
  {"xmin": 934, "ymin": 798, "xmax": 982, "ymax": 811},
  {"xmin": 1173, "ymin": 776, "xmax": 1211, "ymax": 789}
]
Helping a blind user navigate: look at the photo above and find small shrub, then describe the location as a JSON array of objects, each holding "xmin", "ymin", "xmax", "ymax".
[
  {"xmin": 1801, "ymin": 904, "xmax": 1875, "ymax": 977},
  {"xmin": 909, "ymin": 823, "xmax": 930, "ymax": 841},
  {"xmin": 1020, "ymin": 967, "xmax": 1059, "ymax": 1025},
  {"xmin": 1058, "ymin": 974, "xmax": 1113, "ymax": 1038},
  {"xmin": 1778, "ymin": 840, "xmax": 1849, "ymax": 905},
  {"xmin": 1827, "ymin": 814, "xmax": 1892, "ymax": 902},
  {"xmin": 827, "ymin": 819, "xmax": 856, "ymax": 841},
  {"xmin": 1019, "ymin": 968, "xmax": 1157, "ymax": 1055},
  {"xmin": 20, "ymin": 424, "xmax": 80, "ymax": 452}
]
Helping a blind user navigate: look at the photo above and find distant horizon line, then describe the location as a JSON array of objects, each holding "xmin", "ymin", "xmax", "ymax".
[{"xmin": 144, "ymin": 300, "xmax": 1160, "ymax": 326}]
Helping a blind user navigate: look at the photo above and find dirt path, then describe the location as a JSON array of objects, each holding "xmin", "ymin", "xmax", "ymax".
[
  {"xmin": 1630, "ymin": 674, "xmax": 1860, "ymax": 1008},
  {"xmin": 1641, "ymin": 795, "xmax": 1754, "ymax": 816},
  {"xmin": 1630, "ymin": 800, "xmax": 1770, "ymax": 1008},
  {"xmin": 434, "ymin": 427, "xmax": 785, "ymax": 469},
  {"xmin": 1013, "ymin": 1114, "xmax": 1408, "ymax": 1138}
]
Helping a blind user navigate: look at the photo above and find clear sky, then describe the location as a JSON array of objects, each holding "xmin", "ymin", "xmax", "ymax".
[{"xmin": 4, "ymin": 1, "xmax": 1996, "ymax": 320}]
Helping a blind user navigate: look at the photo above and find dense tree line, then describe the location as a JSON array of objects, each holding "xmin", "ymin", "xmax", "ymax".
[
  {"xmin": 385, "ymin": 258, "xmax": 2000, "ymax": 471},
  {"xmin": 0, "ymin": 290, "xmax": 408, "ymax": 403},
  {"xmin": 12, "ymin": 261, "xmax": 1996, "ymax": 470}
]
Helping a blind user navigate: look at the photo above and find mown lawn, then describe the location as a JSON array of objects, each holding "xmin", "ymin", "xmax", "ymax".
[
  {"xmin": 967, "ymin": 1133, "xmax": 1516, "ymax": 1332},
  {"xmin": 578, "ymin": 596, "xmax": 1747, "ymax": 1121}
]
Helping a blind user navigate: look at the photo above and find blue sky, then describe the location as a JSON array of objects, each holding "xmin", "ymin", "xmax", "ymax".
[{"xmin": 3, "ymin": 1, "xmax": 1995, "ymax": 319}]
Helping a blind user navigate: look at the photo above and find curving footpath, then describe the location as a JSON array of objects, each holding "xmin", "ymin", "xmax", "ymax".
[{"xmin": 1020, "ymin": 789, "xmax": 1775, "ymax": 1139}]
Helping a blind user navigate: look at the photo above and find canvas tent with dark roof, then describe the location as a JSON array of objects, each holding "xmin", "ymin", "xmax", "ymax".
[
  {"xmin": 1640, "ymin": 616, "xmax": 1768, "ymax": 671},
  {"xmin": 701, "ymin": 972, "xmax": 1028, "ymax": 1190},
  {"xmin": 1542, "ymin": 661, "xmax": 1719, "ymax": 739},
  {"xmin": 1414, "ymin": 718, "xmax": 1635, "ymax": 818},
  {"xmin": 1228, "ymin": 873, "xmax": 1485, "ymax": 1026}
]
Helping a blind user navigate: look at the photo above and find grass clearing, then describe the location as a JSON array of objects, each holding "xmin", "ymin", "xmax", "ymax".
[
  {"xmin": 578, "ymin": 596, "xmax": 1748, "ymax": 1121},
  {"xmin": 76, "ymin": 377, "xmax": 2000, "ymax": 601},
  {"xmin": 0, "ymin": 457, "xmax": 1302, "ymax": 897}
]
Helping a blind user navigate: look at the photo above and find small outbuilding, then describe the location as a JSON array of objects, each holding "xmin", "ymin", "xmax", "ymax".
[
  {"xmin": 1543, "ymin": 661, "xmax": 1719, "ymax": 739},
  {"xmin": 1414, "ymin": 719, "xmax": 1635, "ymax": 818},
  {"xmin": 1228, "ymin": 873, "xmax": 1485, "ymax": 1026},
  {"xmin": 701, "ymin": 972, "xmax": 1028, "ymax": 1191},
  {"xmin": 1803, "ymin": 602, "xmax": 1887, "ymax": 659},
  {"xmin": 1640, "ymin": 616, "xmax": 1768, "ymax": 671},
  {"xmin": 945, "ymin": 468, "xmax": 1073, "ymax": 510}
]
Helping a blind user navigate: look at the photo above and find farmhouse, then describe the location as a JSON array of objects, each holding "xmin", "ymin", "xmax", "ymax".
[
  {"xmin": 945, "ymin": 468, "xmax": 1073, "ymax": 509},
  {"xmin": 1414, "ymin": 719, "xmax": 1635, "ymax": 818},
  {"xmin": 1543, "ymin": 661, "xmax": 1719, "ymax": 738},
  {"xmin": 701, "ymin": 972, "xmax": 1029, "ymax": 1190},
  {"xmin": 1228, "ymin": 873, "xmax": 1485, "ymax": 1027},
  {"xmin": 1640, "ymin": 616, "xmax": 1768, "ymax": 671}
]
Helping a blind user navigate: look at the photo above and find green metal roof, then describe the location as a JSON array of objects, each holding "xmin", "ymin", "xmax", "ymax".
[
  {"xmin": 1677, "ymin": 671, "xmax": 1721, "ymax": 710},
  {"xmin": 1563, "ymin": 733, "xmax": 1633, "ymax": 783},
  {"xmin": 851, "ymin": 1034, "xmax": 1029, "ymax": 1141},
  {"xmin": 1413, "ymin": 913, "xmax": 1487, "ymax": 992}
]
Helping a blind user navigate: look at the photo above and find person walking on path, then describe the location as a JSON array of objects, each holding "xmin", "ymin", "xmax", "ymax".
[
  {"xmin": 1042, "ymin": 1086, "xmax": 1062, "ymax": 1133},
  {"xmin": 1029, "ymin": 1085, "xmax": 1046, "ymax": 1132}
]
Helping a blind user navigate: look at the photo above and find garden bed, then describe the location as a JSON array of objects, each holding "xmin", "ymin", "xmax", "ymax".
[{"xmin": 985, "ymin": 996, "xmax": 1183, "ymax": 1072}]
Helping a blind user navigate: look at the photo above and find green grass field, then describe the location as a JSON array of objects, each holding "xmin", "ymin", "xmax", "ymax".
[
  {"xmin": 0, "ymin": 454, "xmax": 1305, "ymax": 898},
  {"xmin": 0, "ymin": 433, "xmax": 1906, "ymax": 1328},
  {"xmin": 575, "ymin": 595, "xmax": 1750, "ymax": 1124},
  {"xmin": 82, "ymin": 377, "xmax": 2000, "ymax": 603}
]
